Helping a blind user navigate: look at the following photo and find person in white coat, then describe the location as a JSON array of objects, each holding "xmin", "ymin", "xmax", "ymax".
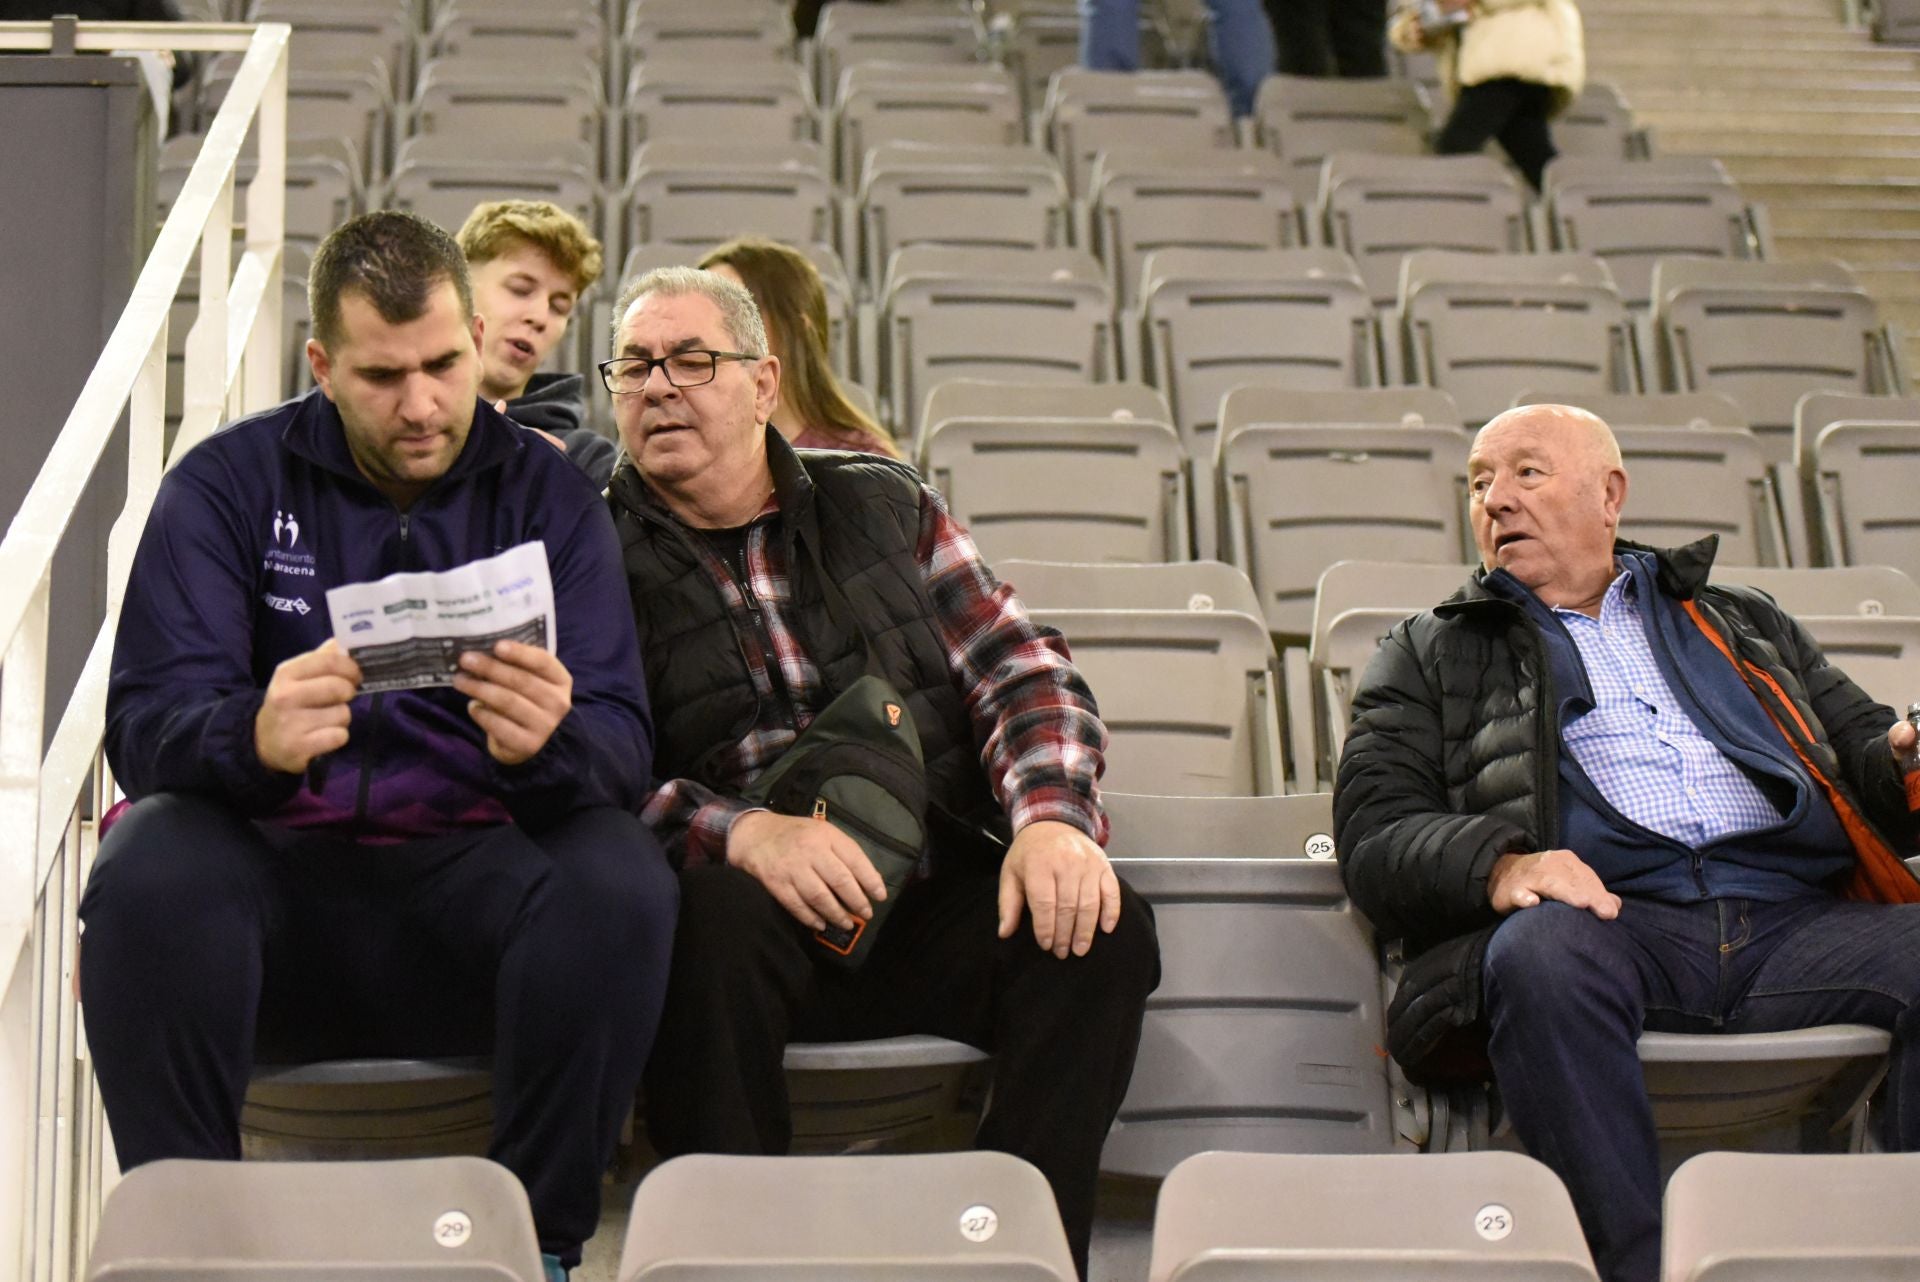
[{"xmin": 1394, "ymin": 0, "xmax": 1585, "ymax": 189}]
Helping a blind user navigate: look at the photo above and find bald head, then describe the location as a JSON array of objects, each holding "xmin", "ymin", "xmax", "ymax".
[{"xmin": 1467, "ymin": 403, "xmax": 1630, "ymax": 615}]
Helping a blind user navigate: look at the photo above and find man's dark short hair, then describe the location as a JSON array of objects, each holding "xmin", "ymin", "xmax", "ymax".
[{"xmin": 309, "ymin": 211, "xmax": 475, "ymax": 350}]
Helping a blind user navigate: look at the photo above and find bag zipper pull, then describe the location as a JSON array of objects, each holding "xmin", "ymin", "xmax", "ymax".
[{"xmin": 813, "ymin": 798, "xmax": 828, "ymax": 822}]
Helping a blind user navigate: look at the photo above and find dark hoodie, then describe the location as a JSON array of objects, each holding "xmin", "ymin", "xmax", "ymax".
[{"xmin": 505, "ymin": 372, "xmax": 618, "ymax": 491}]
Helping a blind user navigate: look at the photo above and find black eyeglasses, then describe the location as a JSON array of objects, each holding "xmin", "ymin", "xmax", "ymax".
[{"xmin": 597, "ymin": 350, "xmax": 760, "ymax": 394}]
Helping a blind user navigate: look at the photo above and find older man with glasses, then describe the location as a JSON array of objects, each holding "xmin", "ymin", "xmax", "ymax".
[{"xmin": 599, "ymin": 266, "xmax": 1160, "ymax": 1277}]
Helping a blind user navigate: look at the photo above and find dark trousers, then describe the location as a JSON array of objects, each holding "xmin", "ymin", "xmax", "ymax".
[
  {"xmin": 642, "ymin": 863, "xmax": 1161, "ymax": 1276},
  {"xmin": 1266, "ymin": 0, "xmax": 1388, "ymax": 77},
  {"xmin": 1434, "ymin": 76, "xmax": 1558, "ymax": 190},
  {"xmin": 78, "ymin": 793, "xmax": 678, "ymax": 1264},
  {"xmin": 1483, "ymin": 895, "xmax": 1920, "ymax": 1282}
]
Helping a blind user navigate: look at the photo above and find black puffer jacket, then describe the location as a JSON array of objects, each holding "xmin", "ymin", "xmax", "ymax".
[{"xmin": 1334, "ymin": 537, "xmax": 1920, "ymax": 1082}]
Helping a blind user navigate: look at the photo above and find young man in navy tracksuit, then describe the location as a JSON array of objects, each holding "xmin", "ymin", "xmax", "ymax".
[{"xmin": 78, "ymin": 211, "xmax": 674, "ymax": 1280}]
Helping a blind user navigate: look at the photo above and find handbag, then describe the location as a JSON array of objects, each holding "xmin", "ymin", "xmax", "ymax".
[{"xmin": 738, "ymin": 531, "xmax": 932, "ymax": 969}]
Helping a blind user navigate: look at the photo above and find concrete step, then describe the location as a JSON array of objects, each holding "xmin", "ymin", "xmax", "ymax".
[
  {"xmin": 1767, "ymin": 205, "xmax": 1920, "ymax": 234},
  {"xmin": 1628, "ymin": 86, "xmax": 1920, "ymax": 111},
  {"xmin": 1660, "ymin": 129, "xmax": 1920, "ymax": 154},
  {"xmin": 1583, "ymin": 0, "xmax": 1846, "ymax": 17},
  {"xmin": 1638, "ymin": 106, "xmax": 1920, "ymax": 131},
  {"xmin": 1775, "ymin": 233, "xmax": 1920, "ymax": 265},
  {"xmin": 1712, "ymin": 152, "xmax": 1920, "ymax": 180},
  {"xmin": 1740, "ymin": 178, "xmax": 1920, "ymax": 205},
  {"xmin": 1593, "ymin": 65, "xmax": 1920, "ymax": 92},
  {"xmin": 1847, "ymin": 267, "xmax": 1920, "ymax": 301}
]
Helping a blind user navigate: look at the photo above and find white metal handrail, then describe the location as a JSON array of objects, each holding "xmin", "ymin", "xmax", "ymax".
[{"xmin": 0, "ymin": 20, "xmax": 289, "ymax": 1282}]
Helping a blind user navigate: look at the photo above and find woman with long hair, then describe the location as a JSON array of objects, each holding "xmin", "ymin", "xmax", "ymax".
[{"xmin": 697, "ymin": 238, "xmax": 901, "ymax": 458}]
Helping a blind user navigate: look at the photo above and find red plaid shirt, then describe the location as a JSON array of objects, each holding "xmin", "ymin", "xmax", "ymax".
[{"xmin": 640, "ymin": 485, "xmax": 1108, "ymax": 868}]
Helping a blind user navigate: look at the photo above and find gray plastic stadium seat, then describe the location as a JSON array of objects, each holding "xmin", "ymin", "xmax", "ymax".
[
  {"xmin": 624, "ymin": 0, "xmax": 794, "ymax": 70},
  {"xmin": 241, "ymin": 1057, "xmax": 495, "ymax": 1159},
  {"xmin": 1792, "ymin": 615, "xmax": 1920, "ymax": 711},
  {"xmin": 200, "ymin": 56, "xmax": 390, "ymax": 182},
  {"xmin": 428, "ymin": 10, "xmax": 606, "ymax": 69},
  {"xmin": 1000, "ymin": 5, "xmax": 1095, "ymax": 117},
  {"xmin": 1088, "ymin": 148, "xmax": 1301, "ymax": 308},
  {"xmin": 834, "ymin": 76, "xmax": 1024, "ymax": 189},
  {"xmin": 1610, "ymin": 426, "xmax": 1787, "ymax": 566},
  {"xmin": 1140, "ymin": 248, "xmax": 1378, "ymax": 555},
  {"xmin": 1031, "ymin": 609, "xmax": 1283, "ymax": 795},
  {"xmin": 1876, "ymin": 0, "xmax": 1920, "ymax": 40},
  {"xmin": 1793, "ymin": 391, "xmax": 1920, "ymax": 489},
  {"xmin": 253, "ymin": 1, "xmax": 416, "ymax": 100},
  {"xmin": 1552, "ymin": 81, "xmax": 1652, "ymax": 160},
  {"xmin": 387, "ymin": 152, "xmax": 599, "ymax": 243},
  {"xmin": 618, "ymin": 1152, "xmax": 1077, "ymax": 1282},
  {"xmin": 1318, "ymin": 153, "xmax": 1530, "ymax": 307},
  {"xmin": 1218, "ymin": 385, "xmax": 1465, "ymax": 436},
  {"xmin": 1254, "ymin": 74, "xmax": 1431, "ymax": 205},
  {"xmin": 858, "ymin": 144, "xmax": 1069, "ymax": 288},
  {"xmin": 621, "ymin": 66, "xmax": 817, "ymax": 153},
  {"xmin": 1513, "ymin": 389, "xmax": 1748, "ymax": 429},
  {"xmin": 625, "ymin": 141, "xmax": 835, "ymax": 249},
  {"xmin": 1043, "ymin": 69, "xmax": 1234, "ymax": 198},
  {"xmin": 158, "ymin": 146, "xmax": 357, "ymax": 250},
  {"xmin": 1808, "ymin": 414, "xmax": 1920, "ymax": 583},
  {"xmin": 880, "ymin": 246, "xmax": 1113, "ymax": 430},
  {"xmin": 1147, "ymin": 1150, "xmax": 1600, "ymax": 1282},
  {"xmin": 916, "ymin": 378, "xmax": 1169, "ymax": 458},
  {"xmin": 1221, "ymin": 424, "xmax": 1473, "ymax": 635},
  {"xmin": 1100, "ymin": 792, "xmax": 1396, "ymax": 1178},
  {"xmin": 921, "ymin": 417, "xmax": 1189, "ymax": 564},
  {"xmin": 1652, "ymin": 257, "xmax": 1901, "ymax": 465},
  {"xmin": 85, "ymin": 1156, "xmax": 543, "ymax": 1280},
  {"xmin": 1663, "ymin": 1151, "xmax": 1920, "ymax": 1282},
  {"xmin": 410, "ymin": 65, "xmax": 603, "ymax": 173},
  {"xmin": 813, "ymin": 4, "xmax": 985, "ymax": 108},
  {"xmin": 997, "ymin": 559, "xmax": 1262, "ymax": 616},
  {"xmin": 1543, "ymin": 156, "xmax": 1756, "ymax": 310},
  {"xmin": 783, "ymin": 1036, "xmax": 991, "ymax": 1154},
  {"xmin": 1399, "ymin": 250, "xmax": 1639, "ymax": 425},
  {"xmin": 1711, "ymin": 564, "xmax": 1920, "ymax": 617},
  {"xmin": 1636, "ymin": 1025, "xmax": 1891, "ymax": 1159}
]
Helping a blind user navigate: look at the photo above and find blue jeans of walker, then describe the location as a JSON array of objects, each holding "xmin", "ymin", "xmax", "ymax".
[
  {"xmin": 1484, "ymin": 895, "xmax": 1920, "ymax": 1282},
  {"xmin": 1077, "ymin": 0, "xmax": 1274, "ymax": 118}
]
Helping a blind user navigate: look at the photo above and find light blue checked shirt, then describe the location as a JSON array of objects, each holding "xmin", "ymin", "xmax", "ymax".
[{"xmin": 1555, "ymin": 572, "xmax": 1784, "ymax": 847}]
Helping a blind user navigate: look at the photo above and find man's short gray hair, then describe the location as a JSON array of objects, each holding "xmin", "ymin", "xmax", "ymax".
[{"xmin": 611, "ymin": 266, "xmax": 769, "ymax": 356}]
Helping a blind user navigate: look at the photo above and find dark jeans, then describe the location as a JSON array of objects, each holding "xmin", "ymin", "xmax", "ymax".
[
  {"xmin": 1434, "ymin": 76, "xmax": 1558, "ymax": 190},
  {"xmin": 642, "ymin": 863, "xmax": 1161, "ymax": 1277},
  {"xmin": 1266, "ymin": 0, "xmax": 1388, "ymax": 77},
  {"xmin": 78, "ymin": 793, "xmax": 678, "ymax": 1264},
  {"xmin": 1484, "ymin": 894, "xmax": 1920, "ymax": 1282}
]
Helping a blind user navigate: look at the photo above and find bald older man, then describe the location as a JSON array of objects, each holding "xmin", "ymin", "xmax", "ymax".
[{"xmin": 1334, "ymin": 404, "xmax": 1920, "ymax": 1282}]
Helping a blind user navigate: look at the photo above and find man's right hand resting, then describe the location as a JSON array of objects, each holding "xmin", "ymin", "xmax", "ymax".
[
  {"xmin": 254, "ymin": 638, "xmax": 362, "ymax": 774},
  {"xmin": 726, "ymin": 810, "xmax": 888, "ymax": 934},
  {"xmin": 1488, "ymin": 848, "xmax": 1622, "ymax": 919}
]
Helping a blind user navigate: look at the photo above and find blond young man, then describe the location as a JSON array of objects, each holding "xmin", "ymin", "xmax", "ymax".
[{"xmin": 457, "ymin": 200, "xmax": 617, "ymax": 487}]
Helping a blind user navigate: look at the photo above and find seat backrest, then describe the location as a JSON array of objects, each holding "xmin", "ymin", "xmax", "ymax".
[
  {"xmin": 1794, "ymin": 614, "xmax": 1920, "ymax": 712},
  {"xmin": 1813, "ymin": 421, "xmax": 1920, "ymax": 583},
  {"xmin": 624, "ymin": 0, "xmax": 793, "ymax": 67},
  {"xmin": 1794, "ymin": 390, "xmax": 1920, "ymax": 486},
  {"xmin": 1552, "ymin": 80, "xmax": 1645, "ymax": 160},
  {"xmin": 1513, "ymin": 389, "xmax": 1748, "ymax": 430},
  {"xmin": 429, "ymin": 11, "xmax": 606, "ymax": 67},
  {"xmin": 1653, "ymin": 256, "xmax": 1892, "ymax": 464},
  {"xmin": 1149, "ymin": 1150, "xmax": 1600, "ymax": 1282},
  {"xmin": 882, "ymin": 245, "xmax": 1113, "ymax": 431},
  {"xmin": 1711, "ymin": 565, "xmax": 1920, "ymax": 618},
  {"xmin": 1318, "ymin": 152, "xmax": 1529, "ymax": 306},
  {"xmin": 623, "ymin": 66, "xmax": 816, "ymax": 151},
  {"xmin": 1612, "ymin": 425, "xmax": 1785, "ymax": 565},
  {"xmin": 1044, "ymin": 69, "xmax": 1234, "ymax": 197},
  {"xmin": 1218, "ymin": 385, "xmax": 1464, "ymax": 441},
  {"xmin": 858, "ymin": 143, "xmax": 1069, "ymax": 285},
  {"xmin": 410, "ymin": 70, "xmax": 602, "ymax": 165},
  {"xmin": 1311, "ymin": 559, "xmax": 1471, "ymax": 660},
  {"xmin": 835, "ymin": 79, "xmax": 1023, "ymax": 187},
  {"xmin": 1254, "ymin": 74, "xmax": 1430, "ymax": 205},
  {"xmin": 918, "ymin": 378, "xmax": 1168, "ymax": 455},
  {"xmin": 1663, "ymin": 1151, "xmax": 1920, "ymax": 1282},
  {"xmin": 1545, "ymin": 155, "xmax": 1751, "ymax": 308},
  {"xmin": 813, "ymin": 5, "xmax": 984, "ymax": 107},
  {"xmin": 922, "ymin": 417, "xmax": 1189, "ymax": 564},
  {"xmin": 618, "ymin": 1152, "xmax": 1077, "ymax": 1282},
  {"xmin": 625, "ymin": 140, "xmax": 834, "ymax": 248},
  {"xmin": 998, "ymin": 558, "xmax": 1262, "ymax": 616},
  {"xmin": 85, "ymin": 1157, "xmax": 543, "ymax": 1280},
  {"xmin": 1400, "ymin": 250, "xmax": 1636, "ymax": 424},
  {"xmin": 1221, "ymin": 424, "xmax": 1473, "ymax": 635},
  {"xmin": 1030, "ymin": 608, "xmax": 1282, "ymax": 794},
  {"xmin": 386, "ymin": 158, "xmax": 599, "ymax": 242},
  {"xmin": 1099, "ymin": 793, "xmax": 1395, "ymax": 1178},
  {"xmin": 1089, "ymin": 147, "xmax": 1300, "ymax": 308}
]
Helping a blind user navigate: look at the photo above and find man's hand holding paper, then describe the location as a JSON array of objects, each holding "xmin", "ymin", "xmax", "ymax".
[
  {"xmin": 454, "ymin": 640, "xmax": 574, "ymax": 765},
  {"xmin": 254, "ymin": 639, "xmax": 362, "ymax": 774}
]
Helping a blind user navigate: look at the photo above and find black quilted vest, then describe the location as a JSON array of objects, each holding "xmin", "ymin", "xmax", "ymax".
[{"xmin": 608, "ymin": 431, "xmax": 1008, "ymax": 869}]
